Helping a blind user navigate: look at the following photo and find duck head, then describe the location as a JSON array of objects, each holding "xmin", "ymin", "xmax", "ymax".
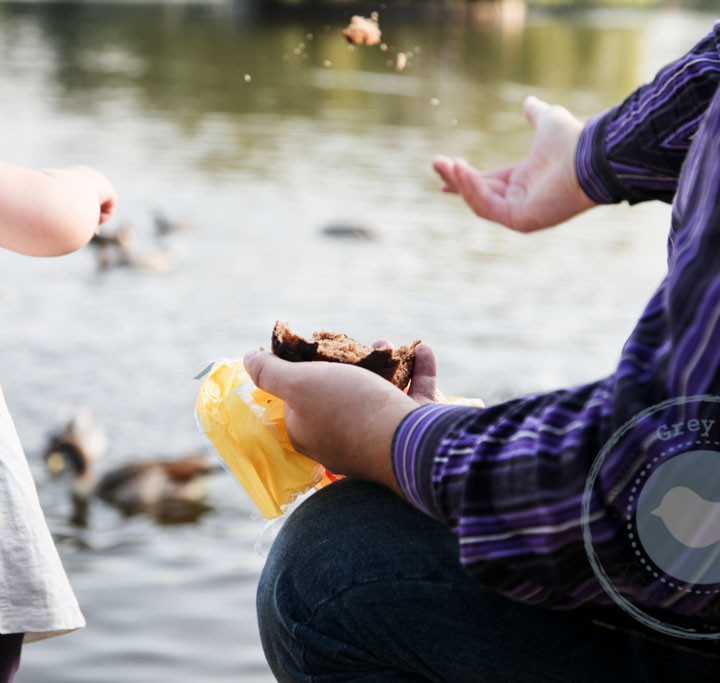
[
  {"xmin": 44, "ymin": 405, "xmax": 107, "ymax": 503},
  {"xmin": 44, "ymin": 438, "xmax": 88, "ymax": 477}
]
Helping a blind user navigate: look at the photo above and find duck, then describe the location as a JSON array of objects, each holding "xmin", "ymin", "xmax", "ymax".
[
  {"xmin": 90, "ymin": 223, "xmax": 177, "ymax": 273},
  {"xmin": 153, "ymin": 210, "xmax": 193, "ymax": 238},
  {"xmin": 44, "ymin": 407, "xmax": 216, "ymax": 524},
  {"xmin": 44, "ymin": 404, "xmax": 109, "ymax": 501},
  {"xmin": 93, "ymin": 453, "xmax": 215, "ymax": 520},
  {"xmin": 89, "ymin": 224, "xmax": 135, "ymax": 270},
  {"xmin": 320, "ymin": 223, "xmax": 377, "ymax": 240}
]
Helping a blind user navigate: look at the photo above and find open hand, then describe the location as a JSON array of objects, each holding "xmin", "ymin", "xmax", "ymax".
[
  {"xmin": 433, "ymin": 96, "xmax": 596, "ymax": 232},
  {"xmin": 243, "ymin": 343, "xmax": 439, "ymax": 496}
]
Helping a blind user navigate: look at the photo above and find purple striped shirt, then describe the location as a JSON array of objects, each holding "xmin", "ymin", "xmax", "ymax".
[{"xmin": 392, "ymin": 24, "xmax": 720, "ymax": 625}]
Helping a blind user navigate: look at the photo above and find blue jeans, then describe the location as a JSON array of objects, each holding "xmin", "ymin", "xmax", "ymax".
[{"xmin": 257, "ymin": 478, "xmax": 720, "ymax": 682}]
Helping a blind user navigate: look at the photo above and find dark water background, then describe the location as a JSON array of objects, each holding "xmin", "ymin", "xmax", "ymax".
[{"xmin": 0, "ymin": 2, "xmax": 713, "ymax": 681}]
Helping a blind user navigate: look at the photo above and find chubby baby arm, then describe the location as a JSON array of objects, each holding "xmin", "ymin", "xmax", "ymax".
[{"xmin": 0, "ymin": 162, "xmax": 116, "ymax": 257}]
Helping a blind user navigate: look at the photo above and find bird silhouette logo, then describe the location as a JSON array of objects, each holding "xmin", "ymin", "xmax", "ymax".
[{"xmin": 651, "ymin": 486, "xmax": 720, "ymax": 549}]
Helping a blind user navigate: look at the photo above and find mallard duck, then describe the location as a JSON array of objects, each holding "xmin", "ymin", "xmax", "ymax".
[
  {"xmin": 45, "ymin": 408, "xmax": 216, "ymax": 523},
  {"xmin": 45, "ymin": 405, "xmax": 109, "ymax": 501},
  {"xmin": 94, "ymin": 453, "xmax": 215, "ymax": 519}
]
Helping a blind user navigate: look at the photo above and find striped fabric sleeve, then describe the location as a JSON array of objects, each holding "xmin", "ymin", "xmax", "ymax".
[
  {"xmin": 392, "ymin": 83, "xmax": 720, "ymax": 613},
  {"xmin": 392, "ymin": 382, "xmax": 614, "ymax": 609},
  {"xmin": 575, "ymin": 23, "xmax": 720, "ymax": 205}
]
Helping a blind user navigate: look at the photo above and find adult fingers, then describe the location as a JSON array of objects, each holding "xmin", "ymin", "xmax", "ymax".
[
  {"xmin": 454, "ymin": 159, "xmax": 512, "ymax": 227},
  {"xmin": 449, "ymin": 172, "xmax": 509, "ymax": 196},
  {"xmin": 372, "ymin": 339, "xmax": 394, "ymax": 351},
  {"xmin": 243, "ymin": 350, "xmax": 301, "ymax": 400},
  {"xmin": 408, "ymin": 343, "xmax": 438, "ymax": 405},
  {"xmin": 484, "ymin": 177, "xmax": 508, "ymax": 195},
  {"xmin": 482, "ymin": 163, "xmax": 516, "ymax": 183},
  {"xmin": 432, "ymin": 156, "xmax": 459, "ymax": 192},
  {"xmin": 523, "ymin": 95, "xmax": 551, "ymax": 129},
  {"xmin": 437, "ymin": 156, "xmax": 515, "ymax": 195}
]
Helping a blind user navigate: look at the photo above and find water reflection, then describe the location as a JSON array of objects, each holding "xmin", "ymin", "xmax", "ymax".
[{"xmin": 0, "ymin": 3, "xmax": 649, "ymax": 128}]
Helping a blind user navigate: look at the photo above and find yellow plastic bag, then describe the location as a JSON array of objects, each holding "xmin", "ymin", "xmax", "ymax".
[
  {"xmin": 196, "ymin": 360, "xmax": 335, "ymax": 519},
  {"xmin": 196, "ymin": 358, "xmax": 482, "ymax": 519}
]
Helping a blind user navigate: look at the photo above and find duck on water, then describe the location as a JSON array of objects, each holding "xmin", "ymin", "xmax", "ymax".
[{"xmin": 44, "ymin": 406, "xmax": 219, "ymax": 525}]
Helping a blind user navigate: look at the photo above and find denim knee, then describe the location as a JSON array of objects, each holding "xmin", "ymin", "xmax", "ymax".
[
  {"xmin": 256, "ymin": 481, "xmax": 365, "ymax": 681},
  {"xmin": 255, "ymin": 478, "xmax": 467, "ymax": 681}
]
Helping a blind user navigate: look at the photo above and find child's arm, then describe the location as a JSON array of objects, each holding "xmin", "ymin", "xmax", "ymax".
[{"xmin": 0, "ymin": 162, "xmax": 117, "ymax": 257}]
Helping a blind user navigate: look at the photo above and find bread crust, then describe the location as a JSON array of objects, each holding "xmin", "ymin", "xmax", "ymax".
[{"xmin": 271, "ymin": 321, "xmax": 419, "ymax": 390}]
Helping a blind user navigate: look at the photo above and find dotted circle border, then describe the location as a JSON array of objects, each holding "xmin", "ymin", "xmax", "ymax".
[{"xmin": 582, "ymin": 394, "xmax": 720, "ymax": 641}]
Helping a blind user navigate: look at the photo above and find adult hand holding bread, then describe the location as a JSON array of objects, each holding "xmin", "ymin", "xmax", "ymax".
[
  {"xmin": 243, "ymin": 336, "xmax": 440, "ymax": 498},
  {"xmin": 433, "ymin": 96, "xmax": 596, "ymax": 232}
]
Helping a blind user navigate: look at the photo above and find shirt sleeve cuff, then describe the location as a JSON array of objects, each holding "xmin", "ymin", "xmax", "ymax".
[
  {"xmin": 575, "ymin": 109, "xmax": 625, "ymax": 205},
  {"xmin": 391, "ymin": 403, "xmax": 479, "ymax": 520}
]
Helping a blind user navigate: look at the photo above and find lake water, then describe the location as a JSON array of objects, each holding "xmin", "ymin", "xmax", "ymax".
[{"xmin": 0, "ymin": 2, "xmax": 714, "ymax": 681}]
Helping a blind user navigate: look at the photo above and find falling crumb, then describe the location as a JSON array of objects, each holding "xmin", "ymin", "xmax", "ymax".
[
  {"xmin": 323, "ymin": 60, "xmax": 332, "ymax": 68},
  {"xmin": 430, "ymin": 98, "xmax": 440, "ymax": 106},
  {"xmin": 306, "ymin": 33, "xmax": 314, "ymax": 40},
  {"xmin": 450, "ymin": 118, "xmax": 459, "ymax": 127},
  {"xmin": 386, "ymin": 59, "xmax": 394, "ymax": 67},
  {"xmin": 283, "ymin": 54, "xmax": 289, "ymax": 61},
  {"xmin": 380, "ymin": 43, "xmax": 388, "ymax": 52},
  {"xmin": 347, "ymin": 44, "xmax": 355, "ymax": 52},
  {"xmin": 243, "ymin": 74, "xmax": 251, "ymax": 82},
  {"xmin": 413, "ymin": 46, "xmax": 421, "ymax": 54},
  {"xmin": 342, "ymin": 15, "xmax": 381, "ymax": 46},
  {"xmin": 293, "ymin": 47, "xmax": 301, "ymax": 56},
  {"xmin": 396, "ymin": 52, "xmax": 408, "ymax": 72},
  {"xmin": 298, "ymin": 42, "xmax": 305, "ymax": 50}
]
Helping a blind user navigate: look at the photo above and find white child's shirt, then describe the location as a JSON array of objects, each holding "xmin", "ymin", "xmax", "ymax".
[{"xmin": 0, "ymin": 383, "xmax": 85, "ymax": 642}]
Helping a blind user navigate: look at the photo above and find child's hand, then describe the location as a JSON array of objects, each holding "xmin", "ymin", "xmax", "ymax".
[
  {"xmin": 242, "ymin": 343, "xmax": 439, "ymax": 496},
  {"xmin": 433, "ymin": 96, "xmax": 596, "ymax": 232},
  {"xmin": 70, "ymin": 166, "xmax": 117, "ymax": 225},
  {"xmin": 0, "ymin": 162, "xmax": 119, "ymax": 256}
]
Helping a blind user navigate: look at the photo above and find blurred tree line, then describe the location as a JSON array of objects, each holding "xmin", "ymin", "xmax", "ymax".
[
  {"xmin": 244, "ymin": 0, "xmax": 716, "ymax": 19},
  {"xmin": 245, "ymin": 0, "xmax": 707, "ymax": 9}
]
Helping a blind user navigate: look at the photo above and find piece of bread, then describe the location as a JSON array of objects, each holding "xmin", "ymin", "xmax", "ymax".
[
  {"xmin": 271, "ymin": 321, "xmax": 419, "ymax": 390},
  {"xmin": 341, "ymin": 14, "xmax": 381, "ymax": 46}
]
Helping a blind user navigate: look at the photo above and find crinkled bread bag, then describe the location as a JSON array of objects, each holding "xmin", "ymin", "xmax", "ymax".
[{"xmin": 195, "ymin": 323, "xmax": 483, "ymax": 519}]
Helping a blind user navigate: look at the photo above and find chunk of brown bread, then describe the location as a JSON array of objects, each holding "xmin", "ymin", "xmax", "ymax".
[
  {"xmin": 271, "ymin": 321, "xmax": 419, "ymax": 390},
  {"xmin": 341, "ymin": 14, "xmax": 381, "ymax": 46}
]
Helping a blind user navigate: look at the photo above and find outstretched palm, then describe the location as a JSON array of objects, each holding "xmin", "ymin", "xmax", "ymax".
[{"xmin": 433, "ymin": 96, "xmax": 596, "ymax": 232}]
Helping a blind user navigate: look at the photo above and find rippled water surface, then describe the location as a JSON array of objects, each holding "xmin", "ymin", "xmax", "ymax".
[{"xmin": 0, "ymin": 2, "xmax": 714, "ymax": 681}]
